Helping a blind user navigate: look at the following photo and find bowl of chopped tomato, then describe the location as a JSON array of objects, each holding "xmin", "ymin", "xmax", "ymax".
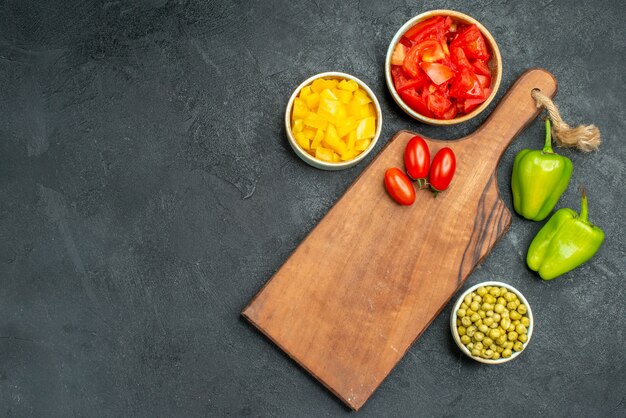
[{"xmin": 385, "ymin": 10, "xmax": 502, "ymax": 124}]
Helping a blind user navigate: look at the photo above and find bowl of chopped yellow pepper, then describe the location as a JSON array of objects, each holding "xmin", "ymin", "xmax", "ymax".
[{"xmin": 285, "ymin": 72, "xmax": 382, "ymax": 170}]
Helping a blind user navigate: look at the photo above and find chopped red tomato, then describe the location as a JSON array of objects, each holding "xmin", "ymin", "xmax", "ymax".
[
  {"xmin": 425, "ymin": 90, "xmax": 452, "ymax": 118},
  {"xmin": 450, "ymin": 24, "xmax": 489, "ymax": 60},
  {"xmin": 471, "ymin": 59, "xmax": 491, "ymax": 76},
  {"xmin": 391, "ymin": 15, "xmax": 493, "ymax": 119},
  {"xmin": 420, "ymin": 62, "xmax": 455, "ymax": 85},
  {"xmin": 476, "ymin": 74, "xmax": 491, "ymax": 89},
  {"xmin": 403, "ymin": 16, "xmax": 448, "ymax": 43},
  {"xmin": 398, "ymin": 88, "xmax": 434, "ymax": 118}
]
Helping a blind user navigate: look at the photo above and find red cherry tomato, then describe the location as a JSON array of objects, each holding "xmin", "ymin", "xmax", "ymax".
[
  {"xmin": 429, "ymin": 147, "xmax": 456, "ymax": 193},
  {"xmin": 404, "ymin": 135, "xmax": 430, "ymax": 182},
  {"xmin": 384, "ymin": 168, "xmax": 416, "ymax": 205}
]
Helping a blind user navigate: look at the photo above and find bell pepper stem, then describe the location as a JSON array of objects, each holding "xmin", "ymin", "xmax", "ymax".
[
  {"xmin": 542, "ymin": 118, "xmax": 554, "ymax": 154},
  {"xmin": 579, "ymin": 187, "xmax": 589, "ymax": 222}
]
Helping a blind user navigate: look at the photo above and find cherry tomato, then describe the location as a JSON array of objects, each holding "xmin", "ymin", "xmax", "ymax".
[
  {"xmin": 384, "ymin": 167, "xmax": 416, "ymax": 205},
  {"xmin": 429, "ymin": 147, "xmax": 456, "ymax": 193},
  {"xmin": 404, "ymin": 136, "xmax": 430, "ymax": 182}
]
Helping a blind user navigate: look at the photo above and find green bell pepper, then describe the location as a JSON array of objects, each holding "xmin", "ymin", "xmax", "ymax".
[
  {"xmin": 527, "ymin": 188, "xmax": 604, "ymax": 280},
  {"xmin": 511, "ymin": 119, "xmax": 573, "ymax": 221}
]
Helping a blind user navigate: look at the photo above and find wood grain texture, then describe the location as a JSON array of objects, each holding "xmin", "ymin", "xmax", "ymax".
[{"xmin": 243, "ymin": 69, "xmax": 557, "ymax": 410}]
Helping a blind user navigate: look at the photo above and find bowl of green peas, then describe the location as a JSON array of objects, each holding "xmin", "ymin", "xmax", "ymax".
[{"xmin": 451, "ymin": 281, "xmax": 533, "ymax": 364}]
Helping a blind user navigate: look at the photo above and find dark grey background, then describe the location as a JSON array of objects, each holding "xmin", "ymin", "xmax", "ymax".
[{"xmin": 1, "ymin": 0, "xmax": 625, "ymax": 416}]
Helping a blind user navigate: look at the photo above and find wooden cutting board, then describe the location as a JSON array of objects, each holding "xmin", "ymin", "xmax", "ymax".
[{"xmin": 243, "ymin": 69, "xmax": 557, "ymax": 410}]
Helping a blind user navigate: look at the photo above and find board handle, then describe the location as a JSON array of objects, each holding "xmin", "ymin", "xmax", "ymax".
[{"xmin": 471, "ymin": 68, "xmax": 558, "ymax": 156}]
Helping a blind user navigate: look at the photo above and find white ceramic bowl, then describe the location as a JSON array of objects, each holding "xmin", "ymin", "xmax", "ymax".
[
  {"xmin": 385, "ymin": 10, "xmax": 502, "ymax": 125},
  {"xmin": 450, "ymin": 281, "xmax": 533, "ymax": 364},
  {"xmin": 285, "ymin": 72, "xmax": 382, "ymax": 170}
]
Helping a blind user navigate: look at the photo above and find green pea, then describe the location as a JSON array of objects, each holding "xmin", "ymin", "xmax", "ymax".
[
  {"xmin": 484, "ymin": 294, "xmax": 496, "ymax": 304},
  {"xmin": 466, "ymin": 326, "xmax": 476, "ymax": 337},
  {"xmin": 489, "ymin": 287, "xmax": 501, "ymax": 297},
  {"xmin": 483, "ymin": 349, "xmax": 494, "ymax": 359},
  {"xmin": 461, "ymin": 316, "xmax": 472, "ymax": 327},
  {"xmin": 495, "ymin": 345, "xmax": 504, "ymax": 353},
  {"xmin": 497, "ymin": 335, "xmax": 507, "ymax": 346},
  {"xmin": 508, "ymin": 331, "xmax": 518, "ymax": 341},
  {"xmin": 473, "ymin": 295, "xmax": 482, "ymax": 303},
  {"xmin": 475, "ymin": 319, "xmax": 483, "ymax": 326},
  {"xmin": 490, "ymin": 322, "xmax": 498, "ymax": 329},
  {"xmin": 504, "ymin": 292, "xmax": 517, "ymax": 302},
  {"xmin": 471, "ymin": 348, "xmax": 481, "ymax": 357},
  {"xmin": 494, "ymin": 304, "xmax": 505, "ymax": 314},
  {"xmin": 470, "ymin": 313, "xmax": 480, "ymax": 322},
  {"xmin": 492, "ymin": 313, "xmax": 501, "ymax": 323},
  {"xmin": 500, "ymin": 287, "xmax": 508, "ymax": 296},
  {"xmin": 474, "ymin": 342, "xmax": 484, "ymax": 350},
  {"xmin": 467, "ymin": 342, "xmax": 474, "ymax": 350},
  {"xmin": 458, "ymin": 326, "xmax": 467, "ymax": 336},
  {"xmin": 481, "ymin": 303, "xmax": 494, "ymax": 311},
  {"xmin": 513, "ymin": 341, "xmax": 524, "ymax": 352},
  {"xmin": 486, "ymin": 310, "xmax": 494, "ymax": 317},
  {"xmin": 457, "ymin": 309, "xmax": 466, "ymax": 318},
  {"xmin": 470, "ymin": 301, "xmax": 479, "ymax": 311},
  {"xmin": 483, "ymin": 337, "xmax": 493, "ymax": 347},
  {"xmin": 500, "ymin": 317, "xmax": 511, "ymax": 330},
  {"xmin": 497, "ymin": 297, "xmax": 506, "ymax": 306},
  {"xmin": 517, "ymin": 304, "xmax": 527, "ymax": 315},
  {"xmin": 512, "ymin": 320, "xmax": 520, "ymax": 326},
  {"xmin": 510, "ymin": 311, "xmax": 522, "ymax": 321},
  {"xmin": 464, "ymin": 294, "xmax": 472, "ymax": 305},
  {"xmin": 521, "ymin": 317, "xmax": 530, "ymax": 327},
  {"xmin": 479, "ymin": 310, "xmax": 486, "ymax": 319},
  {"xmin": 507, "ymin": 301, "xmax": 517, "ymax": 311},
  {"xmin": 492, "ymin": 351, "xmax": 501, "ymax": 360},
  {"xmin": 507, "ymin": 324, "xmax": 516, "ymax": 332},
  {"xmin": 484, "ymin": 317, "xmax": 494, "ymax": 327},
  {"xmin": 477, "ymin": 287, "xmax": 487, "ymax": 296},
  {"xmin": 518, "ymin": 334, "xmax": 528, "ymax": 343},
  {"xmin": 474, "ymin": 332, "xmax": 484, "ymax": 342},
  {"xmin": 461, "ymin": 335, "xmax": 471, "ymax": 345},
  {"xmin": 489, "ymin": 329, "xmax": 500, "ymax": 339},
  {"xmin": 478, "ymin": 324, "xmax": 489, "ymax": 333},
  {"xmin": 505, "ymin": 341, "xmax": 514, "ymax": 350},
  {"xmin": 516, "ymin": 324, "xmax": 527, "ymax": 335},
  {"xmin": 502, "ymin": 348, "xmax": 513, "ymax": 358},
  {"xmin": 461, "ymin": 302, "xmax": 469, "ymax": 310}
]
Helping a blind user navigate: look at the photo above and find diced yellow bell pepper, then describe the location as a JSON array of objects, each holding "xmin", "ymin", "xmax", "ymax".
[
  {"xmin": 347, "ymin": 101, "xmax": 371, "ymax": 119},
  {"xmin": 356, "ymin": 116, "xmax": 376, "ymax": 140},
  {"xmin": 352, "ymin": 89, "xmax": 372, "ymax": 105},
  {"xmin": 300, "ymin": 85, "xmax": 312, "ymax": 99},
  {"xmin": 355, "ymin": 138, "xmax": 371, "ymax": 151},
  {"xmin": 337, "ymin": 79, "xmax": 358, "ymax": 92},
  {"xmin": 311, "ymin": 78, "xmax": 327, "ymax": 93},
  {"xmin": 315, "ymin": 146, "xmax": 334, "ymax": 162},
  {"xmin": 311, "ymin": 129, "xmax": 323, "ymax": 149},
  {"xmin": 337, "ymin": 118, "xmax": 357, "ymax": 138},
  {"xmin": 332, "ymin": 152, "xmax": 341, "ymax": 162},
  {"xmin": 305, "ymin": 92, "xmax": 320, "ymax": 111},
  {"xmin": 292, "ymin": 98, "xmax": 309, "ymax": 120},
  {"xmin": 303, "ymin": 127, "xmax": 316, "ymax": 140},
  {"xmin": 346, "ymin": 130, "xmax": 357, "ymax": 150},
  {"xmin": 304, "ymin": 112, "xmax": 328, "ymax": 130},
  {"xmin": 293, "ymin": 119, "xmax": 304, "ymax": 132},
  {"xmin": 334, "ymin": 88, "xmax": 353, "ymax": 104},
  {"xmin": 318, "ymin": 98, "xmax": 342, "ymax": 120},
  {"xmin": 323, "ymin": 124, "xmax": 348, "ymax": 156},
  {"xmin": 294, "ymin": 131, "xmax": 309, "ymax": 150},
  {"xmin": 340, "ymin": 149, "xmax": 356, "ymax": 161},
  {"xmin": 320, "ymin": 88, "xmax": 338, "ymax": 101},
  {"xmin": 367, "ymin": 103, "xmax": 377, "ymax": 117}
]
